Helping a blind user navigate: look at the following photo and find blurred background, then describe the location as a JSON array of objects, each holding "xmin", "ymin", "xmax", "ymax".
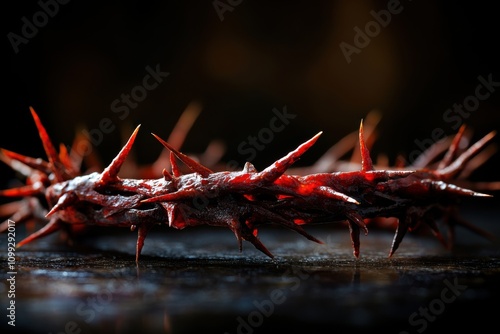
[{"xmin": 3, "ymin": 0, "xmax": 500, "ymax": 185}]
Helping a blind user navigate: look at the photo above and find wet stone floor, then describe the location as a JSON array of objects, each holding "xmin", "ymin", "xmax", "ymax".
[{"xmin": 1, "ymin": 205, "xmax": 500, "ymax": 334}]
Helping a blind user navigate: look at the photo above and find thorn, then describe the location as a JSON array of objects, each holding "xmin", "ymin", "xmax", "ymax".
[
  {"xmin": 439, "ymin": 130, "xmax": 496, "ymax": 178},
  {"xmin": 169, "ymin": 151, "xmax": 181, "ymax": 177},
  {"xmin": 243, "ymin": 162, "xmax": 257, "ymax": 173},
  {"xmin": 457, "ymin": 144, "xmax": 497, "ymax": 179},
  {"xmin": 257, "ymin": 132, "xmax": 322, "ymax": 184},
  {"xmin": 245, "ymin": 231, "xmax": 274, "ymax": 259},
  {"xmin": 136, "ymin": 222, "xmax": 154, "ymax": 263},
  {"xmin": 152, "ymin": 133, "xmax": 213, "ymax": 177},
  {"xmin": 434, "ymin": 181, "xmax": 493, "ymax": 198},
  {"xmin": 438, "ymin": 124, "xmax": 467, "ymax": 169},
  {"xmin": 99, "ymin": 125, "xmax": 141, "ymax": 184},
  {"xmin": 45, "ymin": 193, "xmax": 76, "ymax": 217},
  {"xmin": 230, "ymin": 220, "xmax": 243, "ymax": 252},
  {"xmin": 17, "ymin": 218, "xmax": 62, "ymax": 248},
  {"xmin": 0, "ymin": 148, "xmax": 52, "ymax": 175},
  {"xmin": 166, "ymin": 101, "xmax": 202, "ymax": 150},
  {"xmin": 316, "ymin": 186, "xmax": 359, "ymax": 204},
  {"xmin": 162, "ymin": 168, "xmax": 173, "ymax": 181},
  {"xmin": 424, "ymin": 218, "xmax": 448, "ymax": 249},
  {"xmin": 161, "ymin": 203, "xmax": 188, "ymax": 228},
  {"xmin": 230, "ymin": 218, "xmax": 274, "ymax": 258},
  {"xmin": 0, "ymin": 184, "xmax": 42, "ymax": 198},
  {"xmin": 30, "ymin": 106, "xmax": 66, "ymax": 182},
  {"xmin": 253, "ymin": 206, "xmax": 323, "ymax": 244},
  {"xmin": 359, "ymin": 119, "xmax": 373, "ymax": 171},
  {"xmin": 389, "ymin": 217, "xmax": 408, "ymax": 257},
  {"xmin": 448, "ymin": 212, "xmax": 496, "ymax": 242},
  {"xmin": 150, "ymin": 101, "xmax": 202, "ymax": 177},
  {"xmin": 347, "ymin": 220, "xmax": 360, "ymax": 258}
]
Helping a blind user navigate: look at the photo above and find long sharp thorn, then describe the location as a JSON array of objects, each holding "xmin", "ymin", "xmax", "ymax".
[
  {"xmin": 424, "ymin": 218, "xmax": 448, "ymax": 249},
  {"xmin": 169, "ymin": 151, "xmax": 180, "ymax": 177},
  {"xmin": 258, "ymin": 132, "xmax": 322, "ymax": 183},
  {"xmin": 435, "ymin": 181, "xmax": 493, "ymax": 198},
  {"xmin": 253, "ymin": 206, "xmax": 323, "ymax": 244},
  {"xmin": 438, "ymin": 124, "xmax": 467, "ymax": 169},
  {"xmin": 16, "ymin": 218, "xmax": 62, "ymax": 248},
  {"xmin": 150, "ymin": 102, "xmax": 202, "ymax": 177},
  {"xmin": 439, "ymin": 130, "xmax": 496, "ymax": 178},
  {"xmin": 450, "ymin": 214, "xmax": 496, "ymax": 242},
  {"xmin": 389, "ymin": 218, "xmax": 408, "ymax": 257},
  {"xmin": 152, "ymin": 133, "xmax": 213, "ymax": 177},
  {"xmin": 166, "ymin": 101, "xmax": 202, "ymax": 150},
  {"xmin": 457, "ymin": 144, "xmax": 497, "ymax": 179},
  {"xmin": 293, "ymin": 225, "xmax": 323, "ymax": 244},
  {"xmin": 359, "ymin": 119, "xmax": 373, "ymax": 171},
  {"xmin": 0, "ymin": 185, "xmax": 42, "ymax": 197},
  {"xmin": 246, "ymin": 233, "xmax": 274, "ymax": 259},
  {"xmin": 46, "ymin": 193, "xmax": 76, "ymax": 217},
  {"xmin": 99, "ymin": 125, "xmax": 141, "ymax": 184},
  {"xmin": 30, "ymin": 107, "xmax": 65, "ymax": 182},
  {"xmin": 1, "ymin": 148, "xmax": 52, "ymax": 174},
  {"xmin": 231, "ymin": 220, "xmax": 243, "ymax": 252},
  {"xmin": 347, "ymin": 220, "xmax": 361, "ymax": 258},
  {"xmin": 136, "ymin": 222, "xmax": 154, "ymax": 263}
]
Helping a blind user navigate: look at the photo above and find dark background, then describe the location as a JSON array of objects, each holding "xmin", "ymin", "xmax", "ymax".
[{"xmin": 3, "ymin": 0, "xmax": 500, "ymax": 186}]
